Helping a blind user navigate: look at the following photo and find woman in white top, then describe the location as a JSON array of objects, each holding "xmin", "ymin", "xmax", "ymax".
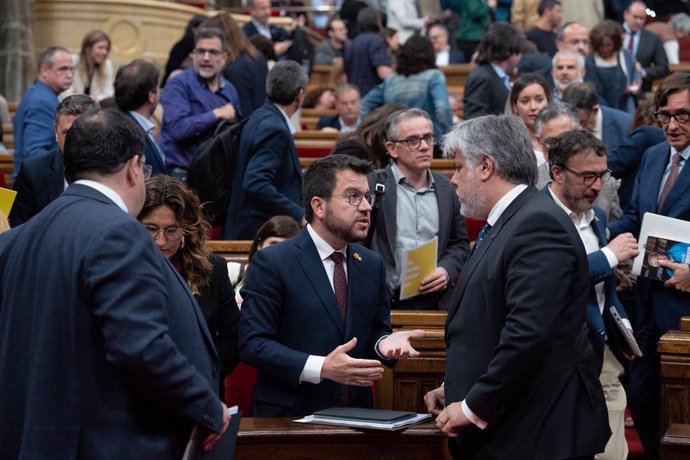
[
  {"xmin": 61, "ymin": 30, "xmax": 114, "ymax": 102},
  {"xmin": 506, "ymin": 73, "xmax": 552, "ymax": 188}
]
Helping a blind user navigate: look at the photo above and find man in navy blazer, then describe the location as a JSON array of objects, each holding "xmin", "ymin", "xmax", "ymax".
[
  {"xmin": 367, "ymin": 108, "xmax": 469, "ymax": 310},
  {"xmin": 0, "ymin": 110, "xmax": 230, "ymax": 458},
  {"xmin": 115, "ymin": 59, "xmax": 168, "ymax": 177},
  {"xmin": 223, "ymin": 60, "xmax": 306, "ymax": 239},
  {"xmin": 243, "ymin": 0, "xmax": 297, "ymax": 58},
  {"xmin": 546, "ymin": 130, "xmax": 639, "ymax": 460},
  {"xmin": 623, "ymin": 1, "xmax": 669, "ymax": 92},
  {"xmin": 608, "ymin": 72, "xmax": 690, "ymax": 460},
  {"xmin": 428, "ymin": 24, "xmax": 466, "ymax": 65},
  {"xmin": 240, "ymin": 154, "xmax": 425, "ymax": 417},
  {"xmin": 10, "ymin": 94, "xmax": 98, "ymax": 226},
  {"xmin": 424, "ymin": 115, "xmax": 609, "ymax": 459}
]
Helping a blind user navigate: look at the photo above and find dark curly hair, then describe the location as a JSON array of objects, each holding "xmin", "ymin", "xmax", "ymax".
[
  {"xmin": 396, "ymin": 34, "xmax": 436, "ymax": 76},
  {"xmin": 139, "ymin": 175, "xmax": 213, "ymax": 293},
  {"xmin": 589, "ymin": 20, "xmax": 624, "ymax": 55}
]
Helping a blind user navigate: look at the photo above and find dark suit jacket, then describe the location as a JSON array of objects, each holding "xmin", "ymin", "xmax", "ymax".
[
  {"xmin": 243, "ymin": 21, "xmax": 291, "ymax": 43},
  {"xmin": 9, "ymin": 148, "xmax": 64, "ymax": 226},
  {"xmin": 609, "ymin": 142, "xmax": 690, "ymax": 336},
  {"xmin": 316, "ymin": 114, "xmax": 341, "ymax": 131},
  {"xmin": 463, "ymin": 64, "xmax": 509, "ymax": 120},
  {"xmin": 224, "ymin": 52, "xmax": 268, "ymax": 117},
  {"xmin": 196, "ymin": 254, "xmax": 241, "ymax": 399},
  {"xmin": 366, "ymin": 165, "xmax": 469, "ymax": 310},
  {"xmin": 601, "ymin": 105, "xmax": 633, "ymax": 155},
  {"xmin": 543, "ymin": 187, "xmax": 631, "ymax": 372},
  {"xmin": 448, "ymin": 49, "xmax": 466, "ymax": 64},
  {"xmin": 223, "ymin": 102, "xmax": 303, "ymax": 240},
  {"xmin": 0, "ymin": 184, "xmax": 223, "ymax": 459},
  {"xmin": 444, "ymin": 187, "xmax": 610, "ymax": 459},
  {"xmin": 608, "ymin": 125, "xmax": 666, "ymax": 212},
  {"xmin": 635, "ymin": 28, "xmax": 669, "ymax": 92},
  {"xmin": 239, "ymin": 228, "xmax": 393, "ymax": 417},
  {"xmin": 124, "ymin": 111, "xmax": 168, "ymax": 177}
]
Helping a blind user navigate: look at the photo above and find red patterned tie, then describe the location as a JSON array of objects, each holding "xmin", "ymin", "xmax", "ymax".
[
  {"xmin": 658, "ymin": 153, "xmax": 682, "ymax": 210},
  {"xmin": 627, "ymin": 31, "xmax": 635, "ymax": 54},
  {"xmin": 331, "ymin": 252, "xmax": 347, "ymax": 320}
]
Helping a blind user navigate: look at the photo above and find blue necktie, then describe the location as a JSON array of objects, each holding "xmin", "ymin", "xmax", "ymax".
[{"xmin": 474, "ymin": 223, "xmax": 492, "ymax": 249}]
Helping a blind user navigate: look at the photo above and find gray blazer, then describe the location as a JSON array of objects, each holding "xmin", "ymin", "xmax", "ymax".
[{"xmin": 366, "ymin": 164, "xmax": 470, "ymax": 310}]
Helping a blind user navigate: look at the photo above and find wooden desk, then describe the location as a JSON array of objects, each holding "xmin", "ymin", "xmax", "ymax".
[
  {"xmin": 661, "ymin": 423, "xmax": 690, "ymax": 460},
  {"xmin": 659, "ymin": 316, "xmax": 690, "ymax": 440},
  {"xmin": 235, "ymin": 417, "xmax": 447, "ymax": 460}
]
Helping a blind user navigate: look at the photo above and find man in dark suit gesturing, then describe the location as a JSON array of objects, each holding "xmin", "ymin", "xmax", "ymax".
[
  {"xmin": 240, "ymin": 154, "xmax": 425, "ymax": 417},
  {"xmin": 0, "ymin": 110, "xmax": 230, "ymax": 458},
  {"xmin": 424, "ymin": 115, "xmax": 610, "ymax": 459}
]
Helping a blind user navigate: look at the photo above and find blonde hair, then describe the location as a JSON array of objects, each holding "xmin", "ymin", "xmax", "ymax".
[{"xmin": 78, "ymin": 30, "xmax": 111, "ymax": 90}]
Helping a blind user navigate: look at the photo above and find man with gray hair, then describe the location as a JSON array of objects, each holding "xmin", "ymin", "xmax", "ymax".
[
  {"xmin": 13, "ymin": 46, "xmax": 74, "ymax": 180},
  {"xmin": 367, "ymin": 108, "xmax": 469, "ymax": 310},
  {"xmin": 551, "ymin": 49, "xmax": 585, "ymax": 100},
  {"xmin": 10, "ymin": 94, "xmax": 97, "ymax": 226},
  {"xmin": 424, "ymin": 115, "xmax": 610, "ymax": 459},
  {"xmin": 223, "ymin": 60, "xmax": 308, "ymax": 239}
]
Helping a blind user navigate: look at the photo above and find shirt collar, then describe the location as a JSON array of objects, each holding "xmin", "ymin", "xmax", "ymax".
[
  {"xmin": 486, "ymin": 184, "xmax": 528, "ymax": 226},
  {"xmin": 193, "ymin": 68, "xmax": 226, "ymax": 90},
  {"xmin": 671, "ymin": 144, "xmax": 690, "ymax": 161},
  {"xmin": 129, "ymin": 110, "xmax": 154, "ymax": 135},
  {"xmin": 307, "ymin": 224, "xmax": 346, "ymax": 259},
  {"xmin": 390, "ymin": 161, "xmax": 435, "ymax": 188},
  {"xmin": 547, "ymin": 184, "xmax": 595, "ymax": 226},
  {"xmin": 276, "ymin": 104, "xmax": 295, "ymax": 134},
  {"xmin": 73, "ymin": 179, "xmax": 129, "ymax": 213},
  {"xmin": 593, "ymin": 109, "xmax": 603, "ymax": 140}
]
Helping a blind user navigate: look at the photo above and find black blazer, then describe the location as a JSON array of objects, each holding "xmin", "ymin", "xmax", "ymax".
[
  {"xmin": 224, "ymin": 52, "xmax": 268, "ymax": 117},
  {"xmin": 243, "ymin": 21, "xmax": 290, "ymax": 43},
  {"xmin": 10, "ymin": 148, "xmax": 64, "ymax": 226},
  {"xmin": 196, "ymin": 254, "xmax": 241, "ymax": 399},
  {"xmin": 444, "ymin": 187, "xmax": 610, "ymax": 458},
  {"xmin": 316, "ymin": 115, "xmax": 341, "ymax": 131},
  {"xmin": 463, "ymin": 64, "xmax": 509, "ymax": 120},
  {"xmin": 123, "ymin": 111, "xmax": 168, "ymax": 177},
  {"xmin": 635, "ymin": 28, "xmax": 669, "ymax": 91},
  {"xmin": 448, "ymin": 49, "xmax": 466, "ymax": 64}
]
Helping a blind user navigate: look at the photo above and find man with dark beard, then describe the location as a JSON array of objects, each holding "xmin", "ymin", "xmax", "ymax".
[{"xmin": 239, "ymin": 154, "xmax": 425, "ymax": 417}]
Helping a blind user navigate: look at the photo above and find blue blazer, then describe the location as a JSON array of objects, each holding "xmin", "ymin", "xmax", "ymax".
[
  {"xmin": 0, "ymin": 184, "xmax": 223, "ymax": 458},
  {"xmin": 9, "ymin": 148, "xmax": 64, "ymax": 226},
  {"xmin": 601, "ymin": 105, "xmax": 633, "ymax": 155},
  {"xmin": 223, "ymin": 102, "xmax": 303, "ymax": 240},
  {"xmin": 243, "ymin": 21, "xmax": 290, "ymax": 43},
  {"xmin": 609, "ymin": 141, "xmax": 690, "ymax": 336},
  {"xmin": 448, "ymin": 49, "xmax": 466, "ymax": 64},
  {"xmin": 543, "ymin": 187, "xmax": 630, "ymax": 372},
  {"xmin": 124, "ymin": 112, "xmax": 168, "ymax": 177},
  {"xmin": 239, "ymin": 228, "xmax": 393, "ymax": 416},
  {"xmin": 608, "ymin": 125, "xmax": 666, "ymax": 212}
]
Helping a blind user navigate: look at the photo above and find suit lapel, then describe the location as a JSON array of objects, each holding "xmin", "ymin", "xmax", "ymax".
[
  {"xmin": 659, "ymin": 151, "xmax": 690, "ymax": 213},
  {"xmin": 435, "ymin": 174, "xmax": 451, "ymax": 251},
  {"xmin": 645, "ymin": 144, "xmax": 669, "ymax": 213},
  {"xmin": 294, "ymin": 231, "xmax": 346, "ymax": 335},
  {"xmin": 447, "ymin": 187, "xmax": 535, "ymax": 323}
]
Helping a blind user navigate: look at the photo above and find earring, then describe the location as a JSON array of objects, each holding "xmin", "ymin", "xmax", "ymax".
[{"xmin": 180, "ymin": 235, "xmax": 185, "ymax": 248}]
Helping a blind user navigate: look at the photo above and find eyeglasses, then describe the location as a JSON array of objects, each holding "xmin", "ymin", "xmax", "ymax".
[
  {"xmin": 143, "ymin": 224, "xmax": 185, "ymax": 241},
  {"xmin": 192, "ymin": 48, "xmax": 224, "ymax": 57},
  {"xmin": 561, "ymin": 167, "xmax": 611, "ymax": 186},
  {"xmin": 654, "ymin": 109, "xmax": 690, "ymax": 125},
  {"xmin": 322, "ymin": 191, "xmax": 373, "ymax": 207},
  {"xmin": 390, "ymin": 133, "xmax": 436, "ymax": 150}
]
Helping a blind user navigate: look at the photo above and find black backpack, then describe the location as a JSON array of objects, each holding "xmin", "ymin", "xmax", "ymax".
[{"xmin": 187, "ymin": 118, "xmax": 248, "ymax": 225}]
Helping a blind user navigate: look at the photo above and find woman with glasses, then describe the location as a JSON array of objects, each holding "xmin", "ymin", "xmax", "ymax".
[
  {"xmin": 138, "ymin": 175, "xmax": 240, "ymax": 400},
  {"xmin": 61, "ymin": 30, "xmax": 114, "ymax": 102},
  {"xmin": 506, "ymin": 73, "xmax": 552, "ymax": 187},
  {"xmin": 359, "ymin": 35, "xmax": 452, "ymax": 142}
]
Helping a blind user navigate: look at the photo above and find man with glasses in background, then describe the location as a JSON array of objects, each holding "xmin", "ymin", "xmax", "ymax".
[
  {"xmin": 546, "ymin": 129, "xmax": 638, "ymax": 460},
  {"xmin": 240, "ymin": 154, "xmax": 425, "ymax": 417},
  {"xmin": 13, "ymin": 46, "xmax": 74, "ymax": 180},
  {"xmin": 159, "ymin": 27, "xmax": 241, "ymax": 179},
  {"xmin": 608, "ymin": 71, "xmax": 690, "ymax": 460},
  {"xmin": 366, "ymin": 108, "xmax": 469, "ymax": 310}
]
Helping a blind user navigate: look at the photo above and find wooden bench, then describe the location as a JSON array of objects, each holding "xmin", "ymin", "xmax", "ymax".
[
  {"xmin": 2, "ymin": 124, "xmax": 13, "ymax": 150},
  {"xmin": 0, "ymin": 153, "xmax": 13, "ymax": 187},
  {"xmin": 662, "ymin": 424, "xmax": 690, "ymax": 460},
  {"xmin": 294, "ymin": 130, "xmax": 340, "ymax": 157},
  {"xmin": 659, "ymin": 316, "xmax": 690, "ymax": 443},
  {"xmin": 207, "ymin": 240, "xmax": 252, "ymax": 264},
  {"xmin": 300, "ymin": 108, "xmax": 337, "ymax": 130}
]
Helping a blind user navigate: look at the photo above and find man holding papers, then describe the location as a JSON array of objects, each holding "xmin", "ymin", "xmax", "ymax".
[
  {"xmin": 367, "ymin": 108, "xmax": 469, "ymax": 310},
  {"xmin": 240, "ymin": 154, "xmax": 425, "ymax": 417},
  {"xmin": 608, "ymin": 71, "xmax": 690, "ymax": 459},
  {"xmin": 546, "ymin": 129, "xmax": 639, "ymax": 460},
  {"xmin": 424, "ymin": 115, "xmax": 609, "ymax": 459}
]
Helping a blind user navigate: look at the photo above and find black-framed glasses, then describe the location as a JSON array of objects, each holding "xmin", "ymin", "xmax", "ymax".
[
  {"xmin": 192, "ymin": 48, "xmax": 224, "ymax": 57},
  {"xmin": 143, "ymin": 224, "xmax": 185, "ymax": 241},
  {"xmin": 654, "ymin": 109, "xmax": 690, "ymax": 125},
  {"xmin": 321, "ymin": 191, "xmax": 373, "ymax": 207},
  {"xmin": 562, "ymin": 167, "xmax": 611, "ymax": 186},
  {"xmin": 390, "ymin": 133, "xmax": 436, "ymax": 150}
]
